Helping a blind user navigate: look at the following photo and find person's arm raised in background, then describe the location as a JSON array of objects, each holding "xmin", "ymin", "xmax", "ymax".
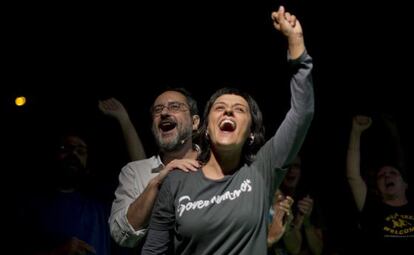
[
  {"xmin": 346, "ymin": 115, "xmax": 372, "ymax": 211},
  {"xmin": 99, "ymin": 97, "xmax": 146, "ymax": 161}
]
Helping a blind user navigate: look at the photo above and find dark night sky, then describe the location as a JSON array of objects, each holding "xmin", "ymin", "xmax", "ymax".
[{"xmin": 3, "ymin": 1, "xmax": 413, "ymax": 253}]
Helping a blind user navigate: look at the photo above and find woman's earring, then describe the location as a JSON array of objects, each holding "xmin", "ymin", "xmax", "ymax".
[{"xmin": 249, "ymin": 134, "xmax": 255, "ymax": 145}]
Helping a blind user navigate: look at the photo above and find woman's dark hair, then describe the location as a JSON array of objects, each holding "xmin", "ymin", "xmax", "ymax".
[{"xmin": 197, "ymin": 87, "xmax": 265, "ymax": 165}]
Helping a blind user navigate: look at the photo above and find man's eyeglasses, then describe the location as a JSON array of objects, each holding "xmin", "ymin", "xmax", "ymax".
[
  {"xmin": 59, "ymin": 144, "xmax": 88, "ymax": 156},
  {"xmin": 151, "ymin": 102, "xmax": 189, "ymax": 116}
]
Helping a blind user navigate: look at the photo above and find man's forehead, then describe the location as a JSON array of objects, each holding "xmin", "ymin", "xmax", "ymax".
[
  {"xmin": 64, "ymin": 136, "xmax": 87, "ymax": 148},
  {"xmin": 154, "ymin": 91, "xmax": 186, "ymax": 105}
]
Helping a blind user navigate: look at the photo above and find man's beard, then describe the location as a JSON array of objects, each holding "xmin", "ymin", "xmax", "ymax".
[
  {"xmin": 153, "ymin": 125, "xmax": 192, "ymax": 153},
  {"xmin": 56, "ymin": 155, "xmax": 86, "ymax": 190}
]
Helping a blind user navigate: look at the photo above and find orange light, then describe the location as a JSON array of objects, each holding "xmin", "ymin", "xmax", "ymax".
[{"xmin": 15, "ymin": 96, "xmax": 26, "ymax": 106}]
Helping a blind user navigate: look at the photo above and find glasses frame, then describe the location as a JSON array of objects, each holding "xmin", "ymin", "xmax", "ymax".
[{"xmin": 151, "ymin": 101, "xmax": 189, "ymax": 116}]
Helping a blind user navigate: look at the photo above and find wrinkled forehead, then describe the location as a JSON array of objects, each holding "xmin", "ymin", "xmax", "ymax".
[
  {"xmin": 63, "ymin": 135, "xmax": 87, "ymax": 149},
  {"xmin": 154, "ymin": 91, "xmax": 187, "ymax": 106},
  {"xmin": 377, "ymin": 165, "xmax": 400, "ymax": 176},
  {"xmin": 213, "ymin": 94, "xmax": 249, "ymax": 108}
]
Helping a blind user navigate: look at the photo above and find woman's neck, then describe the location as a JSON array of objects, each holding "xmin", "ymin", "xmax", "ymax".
[{"xmin": 203, "ymin": 149, "xmax": 241, "ymax": 180}]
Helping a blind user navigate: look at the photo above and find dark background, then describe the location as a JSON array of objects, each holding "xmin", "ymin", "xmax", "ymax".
[{"xmin": 3, "ymin": 1, "xmax": 413, "ymax": 253}]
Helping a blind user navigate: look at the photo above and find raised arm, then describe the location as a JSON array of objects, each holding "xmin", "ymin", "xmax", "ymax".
[
  {"xmin": 269, "ymin": 5, "xmax": 314, "ymax": 168},
  {"xmin": 99, "ymin": 97, "xmax": 146, "ymax": 161},
  {"xmin": 254, "ymin": 6, "xmax": 314, "ymax": 187},
  {"xmin": 346, "ymin": 115, "xmax": 372, "ymax": 211},
  {"xmin": 272, "ymin": 5, "xmax": 305, "ymax": 59}
]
